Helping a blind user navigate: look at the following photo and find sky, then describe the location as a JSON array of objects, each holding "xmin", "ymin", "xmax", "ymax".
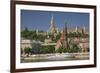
[{"xmin": 21, "ymin": 10, "xmax": 89, "ymax": 31}]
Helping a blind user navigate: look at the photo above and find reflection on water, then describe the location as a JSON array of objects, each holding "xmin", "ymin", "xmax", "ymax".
[{"xmin": 21, "ymin": 53, "xmax": 89, "ymax": 63}]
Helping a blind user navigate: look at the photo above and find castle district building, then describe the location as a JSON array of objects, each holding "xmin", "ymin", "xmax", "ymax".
[{"xmin": 21, "ymin": 15, "xmax": 89, "ymax": 53}]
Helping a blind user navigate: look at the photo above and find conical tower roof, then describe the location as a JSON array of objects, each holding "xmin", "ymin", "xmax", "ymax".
[{"xmin": 55, "ymin": 22, "xmax": 68, "ymax": 50}]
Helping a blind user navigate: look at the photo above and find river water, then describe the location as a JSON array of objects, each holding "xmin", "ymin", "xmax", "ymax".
[{"xmin": 21, "ymin": 53, "xmax": 89, "ymax": 63}]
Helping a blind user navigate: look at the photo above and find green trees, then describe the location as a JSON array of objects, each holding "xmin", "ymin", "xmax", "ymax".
[
  {"xmin": 22, "ymin": 46, "xmax": 55, "ymax": 54},
  {"xmin": 24, "ymin": 47, "xmax": 32, "ymax": 56},
  {"xmin": 68, "ymin": 32, "xmax": 89, "ymax": 38},
  {"xmin": 40, "ymin": 46, "xmax": 55, "ymax": 54},
  {"xmin": 56, "ymin": 46, "xmax": 67, "ymax": 53},
  {"xmin": 21, "ymin": 27, "xmax": 85, "ymax": 54},
  {"xmin": 21, "ymin": 27, "xmax": 28, "ymax": 39},
  {"xmin": 53, "ymin": 33, "xmax": 61, "ymax": 42},
  {"xmin": 56, "ymin": 44, "xmax": 81, "ymax": 53},
  {"xmin": 68, "ymin": 44, "xmax": 81, "ymax": 53},
  {"xmin": 21, "ymin": 27, "xmax": 46, "ymax": 41},
  {"xmin": 21, "ymin": 27, "xmax": 34, "ymax": 39},
  {"xmin": 40, "ymin": 47, "xmax": 49, "ymax": 54},
  {"xmin": 22, "ymin": 45, "xmax": 81, "ymax": 55},
  {"xmin": 36, "ymin": 34, "xmax": 46, "ymax": 42}
]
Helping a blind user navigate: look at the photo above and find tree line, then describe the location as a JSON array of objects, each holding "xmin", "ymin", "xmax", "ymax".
[
  {"xmin": 21, "ymin": 27, "xmax": 89, "ymax": 42},
  {"xmin": 21, "ymin": 44, "xmax": 83, "ymax": 56}
]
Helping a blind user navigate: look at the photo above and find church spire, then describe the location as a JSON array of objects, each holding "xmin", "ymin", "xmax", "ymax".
[
  {"xmin": 49, "ymin": 14, "xmax": 57, "ymax": 35},
  {"xmin": 75, "ymin": 26, "xmax": 78, "ymax": 32},
  {"xmin": 50, "ymin": 14, "xmax": 55, "ymax": 30},
  {"xmin": 51, "ymin": 14, "xmax": 54, "ymax": 25},
  {"xmin": 63, "ymin": 22, "xmax": 68, "ymax": 48}
]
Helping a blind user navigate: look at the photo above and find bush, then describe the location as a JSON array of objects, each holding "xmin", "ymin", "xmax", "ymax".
[
  {"xmin": 56, "ymin": 44, "xmax": 81, "ymax": 53},
  {"xmin": 24, "ymin": 47, "xmax": 32, "ymax": 55},
  {"xmin": 40, "ymin": 46, "xmax": 55, "ymax": 54},
  {"xmin": 68, "ymin": 44, "xmax": 81, "ymax": 53},
  {"xmin": 56, "ymin": 46, "xmax": 67, "ymax": 53}
]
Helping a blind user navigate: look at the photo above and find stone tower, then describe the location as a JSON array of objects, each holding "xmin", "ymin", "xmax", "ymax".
[
  {"xmin": 55, "ymin": 22, "xmax": 68, "ymax": 50},
  {"xmin": 81, "ymin": 26, "xmax": 86, "ymax": 34}
]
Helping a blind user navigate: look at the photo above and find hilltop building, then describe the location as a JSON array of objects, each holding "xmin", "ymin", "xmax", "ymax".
[
  {"xmin": 55, "ymin": 23, "xmax": 89, "ymax": 52},
  {"xmin": 21, "ymin": 15, "xmax": 89, "ymax": 54},
  {"xmin": 45, "ymin": 15, "xmax": 59, "ymax": 43}
]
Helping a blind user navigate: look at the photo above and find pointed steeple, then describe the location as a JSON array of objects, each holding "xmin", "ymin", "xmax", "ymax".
[
  {"xmin": 75, "ymin": 26, "xmax": 78, "ymax": 32},
  {"xmin": 51, "ymin": 14, "xmax": 54, "ymax": 25},
  {"xmin": 49, "ymin": 14, "xmax": 57, "ymax": 36},
  {"xmin": 82, "ymin": 26, "xmax": 86, "ymax": 34},
  {"xmin": 64, "ymin": 22, "xmax": 68, "ymax": 35},
  {"xmin": 50, "ymin": 14, "xmax": 55, "ymax": 30},
  {"xmin": 36, "ymin": 29, "xmax": 38, "ymax": 35},
  {"xmin": 83, "ymin": 26, "xmax": 86, "ymax": 33},
  {"xmin": 63, "ymin": 22, "xmax": 68, "ymax": 48}
]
